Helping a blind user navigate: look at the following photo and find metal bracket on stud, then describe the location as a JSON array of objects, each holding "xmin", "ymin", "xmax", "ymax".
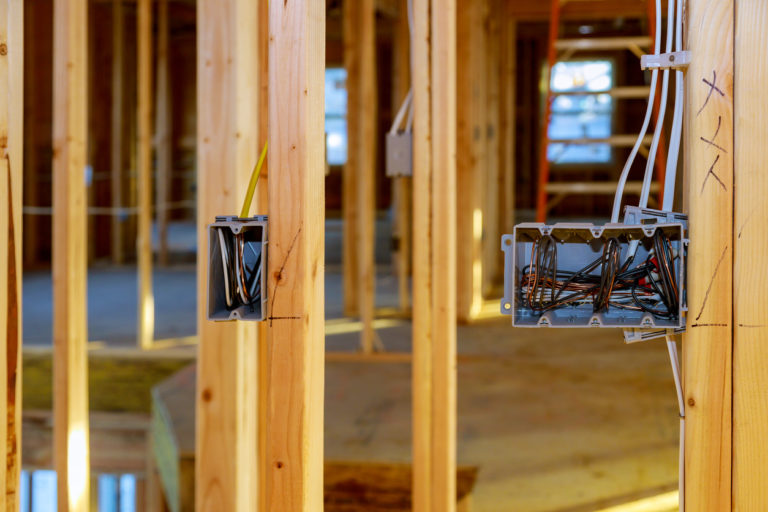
[{"xmin": 641, "ymin": 51, "xmax": 691, "ymax": 70}]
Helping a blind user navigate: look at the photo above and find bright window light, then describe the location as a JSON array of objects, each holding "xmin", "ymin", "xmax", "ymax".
[
  {"xmin": 325, "ymin": 68, "xmax": 348, "ymax": 165},
  {"xmin": 548, "ymin": 60, "xmax": 614, "ymax": 164}
]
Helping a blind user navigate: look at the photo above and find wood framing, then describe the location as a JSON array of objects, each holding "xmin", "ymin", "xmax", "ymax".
[
  {"xmin": 155, "ymin": 0, "xmax": 171, "ymax": 266},
  {"xmin": 342, "ymin": 1, "xmax": 359, "ymax": 319},
  {"xmin": 499, "ymin": 11, "xmax": 516, "ymax": 237},
  {"xmin": 683, "ymin": 0, "xmax": 733, "ymax": 509},
  {"xmin": 456, "ymin": 0, "xmax": 487, "ymax": 322},
  {"xmin": 110, "ymin": 0, "xmax": 124, "ymax": 265},
  {"xmin": 265, "ymin": 1, "xmax": 325, "ymax": 510},
  {"xmin": 195, "ymin": 0, "xmax": 260, "ymax": 509},
  {"xmin": 137, "ymin": 0, "xmax": 154, "ymax": 349},
  {"xmin": 52, "ymin": 0, "xmax": 90, "ymax": 509},
  {"xmin": 483, "ymin": 1, "xmax": 500, "ymax": 295},
  {"xmin": 391, "ymin": 0, "xmax": 412, "ymax": 313},
  {"xmin": 344, "ymin": 0, "xmax": 377, "ymax": 352},
  {"xmin": 733, "ymin": 0, "xmax": 768, "ymax": 507},
  {"xmin": 0, "ymin": 0, "xmax": 23, "ymax": 508},
  {"xmin": 413, "ymin": 0, "xmax": 457, "ymax": 509}
]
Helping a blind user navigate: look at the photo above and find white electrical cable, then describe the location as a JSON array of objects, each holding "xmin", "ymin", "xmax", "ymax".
[
  {"xmin": 663, "ymin": 0, "xmax": 685, "ymax": 211},
  {"xmin": 389, "ymin": 89, "xmax": 413, "ymax": 135},
  {"xmin": 639, "ymin": 0, "xmax": 675, "ymax": 209},
  {"xmin": 610, "ymin": 0, "xmax": 663, "ymax": 223},
  {"xmin": 666, "ymin": 334, "xmax": 685, "ymax": 512}
]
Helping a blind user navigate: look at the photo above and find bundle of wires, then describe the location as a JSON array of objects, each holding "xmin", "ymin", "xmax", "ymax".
[
  {"xmin": 521, "ymin": 230, "xmax": 679, "ymax": 319},
  {"xmin": 217, "ymin": 228, "xmax": 263, "ymax": 312}
]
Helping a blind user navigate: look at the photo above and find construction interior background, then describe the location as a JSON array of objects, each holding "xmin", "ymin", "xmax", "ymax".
[{"xmin": 0, "ymin": 0, "xmax": 764, "ymax": 510}]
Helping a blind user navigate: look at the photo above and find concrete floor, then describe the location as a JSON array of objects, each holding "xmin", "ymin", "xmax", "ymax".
[{"xmin": 22, "ymin": 219, "xmax": 679, "ymax": 511}]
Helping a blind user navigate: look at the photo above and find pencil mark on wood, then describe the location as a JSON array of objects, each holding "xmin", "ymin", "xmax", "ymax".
[
  {"xmin": 738, "ymin": 324, "xmax": 766, "ymax": 328},
  {"xmin": 269, "ymin": 227, "xmax": 302, "ymax": 326},
  {"xmin": 700, "ymin": 137, "xmax": 727, "ymax": 153},
  {"xmin": 691, "ymin": 323, "xmax": 729, "ymax": 328},
  {"xmin": 268, "ymin": 316, "xmax": 302, "ymax": 321},
  {"xmin": 738, "ymin": 207, "xmax": 757, "ymax": 239},
  {"xmin": 697, "ymin": 70, "xmax": 725, "ymax": 116},
  {"xmin": 700, "ymin": 155, "xmax": 726, "ymax": 194},
  {"xmin": 695, "ymin": 245, "xmax": 728, "ymax": 321}
]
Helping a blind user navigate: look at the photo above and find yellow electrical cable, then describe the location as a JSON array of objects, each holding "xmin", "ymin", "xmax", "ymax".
[{"xmin": 240, "ymin": 140, "xmax": 268, "ymax": 218}]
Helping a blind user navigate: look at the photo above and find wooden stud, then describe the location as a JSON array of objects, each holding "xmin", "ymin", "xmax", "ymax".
[
  {"xmin": 499, "ymin": 14, "xmax": 516, "ymax": 237},
  {"xmin": 391, "ymin": 0, "xmax": 412, "ymax": 313},
  {"xmin": 413, "ymin": 0, "xmax": 457, "ymax": 509},
  {"xmin": 137, "ymin": 0, "xmax": 153, "ymax": 350},
  {"xmin": 155, "ymin": 0, "xmax": 171, "ymax": 267},
  {"xmin": 683, "ymin": 0, "xmax": 733, "ymax": 509},
  {"xmin": 342, "ymin": 1, "xmax": 359, "ymax": 318},
  {"xmin": 411, "ymin": 0, "xmax": 432, "ymax": 506},
  {"xmin": 52, "ymin": 0, "xmax": 90, "ymax": 509},
  {"xmin": 456, "ymin": 0, "xmax": 487, "ymax": 323},
  {"xmin": 0, "ymin": 0, "xmax": 23, "ymax": 508},
  {"xmin": 110, "ymin": 0, "xmax": 124, "ymax": 265},
  {"xmin": 195, "ymin": 0, "xmax": 260, "ymax": 509},
  {"xmin": 733, "ymin": 0, "xmax": 768, "ymax": 508},
  {"xmin": 257, "ymin": 0, "xmax": 269, "ymax": 509},
  {"xmin": 429, "ymin": 0, "xmax": 457, "ymax": 509},
  {"xmin": 483, "ymin": 1, "xmax": 500, "ymax": 295},
  {"xmin": 266, "ymin": 1, "xmax": 325, "ymax": 510}
]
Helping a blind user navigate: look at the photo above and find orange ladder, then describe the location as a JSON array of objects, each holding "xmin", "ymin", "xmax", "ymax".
[{"xmin": 535, "ymin": 0, "xmax": 666, "ymax": 222}]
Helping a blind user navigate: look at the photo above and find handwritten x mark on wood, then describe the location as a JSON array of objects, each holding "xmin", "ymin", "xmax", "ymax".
[
  {"xmin": 700, "ymin": 154, "xmax": 726, "ymax": 195},
  {"xmin": 697, "ymin": 70, "xmax": 726, "ymax": 116},
  {"xmin": 700, "ymin": 115, "xmax": 728, "ymax": 153}
]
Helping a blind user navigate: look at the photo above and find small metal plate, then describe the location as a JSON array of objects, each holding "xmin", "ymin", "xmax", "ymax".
[{"xmin": 386, "ymin": 131, "xmax": 413, "ymax": 178}]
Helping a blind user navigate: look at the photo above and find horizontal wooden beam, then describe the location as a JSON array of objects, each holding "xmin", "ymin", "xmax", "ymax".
[{"xmin": 509, "ymin": 0, "xmax": 653, "ymax": 20}]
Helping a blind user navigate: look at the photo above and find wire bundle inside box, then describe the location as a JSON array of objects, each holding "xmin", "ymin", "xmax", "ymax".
[
  {"xmin": 502, "ymin": 221, "xmax": 686, "ymax": 329},
  {"xmin": 207, "ymin": 216, "xmax": 268, "ymax": 321}
]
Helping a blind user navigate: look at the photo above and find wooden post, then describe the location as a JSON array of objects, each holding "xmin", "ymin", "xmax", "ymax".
[
  {"xmin": 111, "ymin": 0, "xmax": 124, "ymax": 265},
  {"xmin": 195, "ymin": 0, "xmax": 260, "ymax": 509},
  {"xmin": 0, "ymin": 1, "xmax": 23, "ymax": 508},
  {"xmin": 733, "ymin": 0, "xmax": 768, "ymax": 508},
  {"xmin": 342, "ymin": 2, "xmax": 359, "ymax": 319},
  {"xmin": 266, "ymin": 0, "xmax": 325, "ymax": 509},
  {"xmin": 411, "ymin": 0, "xmax": 433, "ymax": 509},
  {"xmin": 137, "ymin": 0, "xmax": 153, "ymax": 350},
  {"xmin": 456, "ymin": 0, "xmax": 486, "ymax": 322},
  {"xmin": 683, "ymin": 0, "xmax": 733, "ymax": 509},
  {"xmin": 413, "ymin": 0, "xmax": 457, "ymax": 509},
  {"xmin": 52, "ymin": 0, "xmax": 90, "ymax": 509},
  {"xmin": 392, "ymin": 0, "xmax": 412, "ymax": 313},
  {"xmin": 155, "ymin": 0, "xmax": 171, "ymax": 267},
  {"xmin": 483, "ymin": 0, "xmax": 500, "ymax": 295},
  {"xmin": 257, "ymin": 0, "xmax": 269, "ymax": 510},
  {"xmin": 499, "ymin": 14, "xmax": 516, "ymax": 237}
]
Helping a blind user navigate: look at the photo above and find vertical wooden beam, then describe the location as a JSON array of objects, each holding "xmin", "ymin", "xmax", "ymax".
[
  {"xmin": 733, "ymin": 0, "xmax": 768, "ymax": 508},
  {"xmin": 456, "ymin": 0, "xmax": 486, "ymax": 322},
  {"xmin": 429, "ymin": 0, "xmax": 457, "ymax": 509},
  {"xmin": 683, "ymin": 0, "xmax": 733, "ymax": 509},
  {"xmin": 344, "ymin": 0, "xmax": 377, "ymax": 351},
  {"xmin": 257, "ymin": 0, "xmax": 270, "ymax": 509},
  {"xmin": 483, "ymin": 1, "xmax": 499, "ymax": 295},
  {"xmin": 111, "ymin": 0, "xmax": 124, "ymax": 265},
  {"xmin": 342, "ymin": 2, "xmax": 359, "ymax": 318},
  {"xmin": 52, "ymin": 0, "xmax": 90, "ymax": 509},
  {"xmin": 499, "ymin": 14, "xmax": 516, "ymax": 237},
  {"xmin": 266, "ymin": 0, "xmax": 325, "ymax": 509},
  {"xmin": 413, "ymin": 0, "xmax": 457, "ymax": 509},
  {"xmin": 155, "ymin": 0, "xmax": 171, "ymax": 267},
  {"xmin": 195, "ymin": 0, "xmax": 260, "ymax": 509},
  {"xmin": 137, "ymin": 0, "xmax": 153, "ymax": 350},
  {"xmin": 392, "ymin": 0, "xmax": 412, "ymax": 313},
  {"xmin": 0, "ymin": 1, "xmax": 23, "ymax": 508},
  {"xmin": 411, "ymin": 0, "xmax": 433, "ymax": 508}
]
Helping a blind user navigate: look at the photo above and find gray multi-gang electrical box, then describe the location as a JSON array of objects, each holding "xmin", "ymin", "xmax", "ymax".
[
  {"xmin": 207, "ymin": 216, "xmax": 268, "ymax": 322},
  {"xmin": 385, "ymin": 131, "xmax": 413, "ymax": 177},
  {"xmin": 500, "ymin": 207, "xmax": 688, "ymax": 330}
]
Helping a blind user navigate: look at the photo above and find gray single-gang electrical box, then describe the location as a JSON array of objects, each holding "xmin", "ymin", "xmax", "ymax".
[
  {"xmin": 500, "ymin": 207, "xmax": 688, "ymax": 330},
  {"xmin": 207, "ymin": 216, "xmax": 268, "ymax": 322},
  {"xmin": 386, "ymin": 131, "xmax": 413, "ymax": 177}
]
